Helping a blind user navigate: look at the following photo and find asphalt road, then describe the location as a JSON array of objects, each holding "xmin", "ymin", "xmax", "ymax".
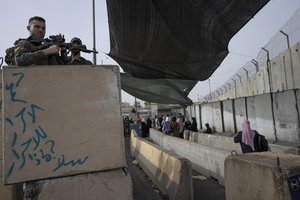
[{"xmin": 124, "ymin": 135, "xmax": 226, "ymax": 200}]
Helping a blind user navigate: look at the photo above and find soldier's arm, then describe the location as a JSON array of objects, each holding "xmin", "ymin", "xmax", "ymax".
[
  {"xmin": 14, "ymin": 40, "xmax": 46, "ymax": 66},
  {"xmin": 15, "ymin": 40, "xmax": 59, "ymax": 66}
]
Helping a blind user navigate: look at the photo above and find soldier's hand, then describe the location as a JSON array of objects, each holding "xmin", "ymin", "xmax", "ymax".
[{"xmin": 42, "ymin": 44, "xmax": 60, "ymax": 56}]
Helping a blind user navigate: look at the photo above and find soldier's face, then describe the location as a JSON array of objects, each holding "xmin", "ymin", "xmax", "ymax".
[{"xmin": 27, "ymin": 20, "xmax": 46, "ymax": 39}]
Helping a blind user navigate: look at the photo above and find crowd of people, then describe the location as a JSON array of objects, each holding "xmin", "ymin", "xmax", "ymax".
[
  {"xmin": 123, "ymin": 113, "xmax": 201, "ymax": 139},
  {"xmin": 123, "ymin": 114, "xmax": 269, "ymax": 154}
]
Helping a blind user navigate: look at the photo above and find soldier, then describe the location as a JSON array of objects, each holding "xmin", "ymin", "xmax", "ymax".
[
  {"xmin": 14, "ymin": 16, "xmax": 63, "ymax": 66},
  {"xmin": 68, "ymin": 37, "xmax": 93, "ymax": 65}
]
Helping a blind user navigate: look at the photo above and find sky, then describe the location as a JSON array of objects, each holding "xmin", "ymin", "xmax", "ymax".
[{"xmin": 1, "ymin": 0, "xmax": 300, "ymax": 105}]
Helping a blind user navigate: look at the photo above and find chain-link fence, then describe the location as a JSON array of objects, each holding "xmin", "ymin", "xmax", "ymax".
[{"xmin": 203, "ymin": 7, "xmax": 300, "ymax": 102}]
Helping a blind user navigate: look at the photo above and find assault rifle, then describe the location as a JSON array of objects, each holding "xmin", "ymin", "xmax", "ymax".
[{"xmin": 33, "ymin": 35, "xmax": 98, "ymax": 54}]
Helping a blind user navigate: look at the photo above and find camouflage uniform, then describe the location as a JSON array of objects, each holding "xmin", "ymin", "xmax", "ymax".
[
  {"xmin": 67, "ymin": 37, "xmax": 93, "ymax": 65},
  {"xmin": 14, "ymin": 36, "xmax": 64, "ymax": 66},
  {"xmin": 68, "ymin": 57, "xmax": 93, "ymax": 65}
]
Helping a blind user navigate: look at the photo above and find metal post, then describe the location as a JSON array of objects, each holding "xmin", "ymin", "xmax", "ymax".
[
  {"xmin": 262, "ymin": 47, "xmax": 272, "ymax": 93},
  {"xmin": 209, "ymin": 79, "xmax": 212, "ymax": 101},
  {"xmin": 226, "ymin": 82, "xmax": 231, "ymax": 90},
  {"xmin": 280, "ymin": 30, "xmax": 295, "ymax": 89},
  {"xmin": 236, "ymin": 74, "xmax": 242, "ymax": 83},
  {"xmin": 242, "ymin": 68, "xmax": 249, "ymax": 79},
  {"xmin": 231, "ymin": 78, "xmax": 237, "ymax": 98},
  {"xmin": 251, "ymin": 59, "xmax": 259, "ymax": 72},
  {"xmin": 92, "ymin": 0, "xmax": 97, "ymax": 65},
  {"xmin": 223, "ymin": 86, "xmax": 227, "ymax": 93},
  {"xmin": 262, "ymin": 47, "xmax": 277, "ymax": 141}
]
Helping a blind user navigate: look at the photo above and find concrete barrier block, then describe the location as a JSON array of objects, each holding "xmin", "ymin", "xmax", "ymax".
[
  {"xmin": 26, "ymin": 168, "xmax": 133, "ymax": 200},
  {"xmin": 2, "ymin": 65, "xmax": 125, "ymax": 184},
  {"xmin": 225, "ymin": 152, "xmax": 300, "ymax": 200},
  {"xmin": 0, "ymin": 160, "xmax": 14, "ymax": 200},
  {"xmin": 131, "ymin": 131, "xmax": 193, "ymax": 200},
  {"xmin": 150, "ymin": 129, "xmax": 229, "ymax": 185}
]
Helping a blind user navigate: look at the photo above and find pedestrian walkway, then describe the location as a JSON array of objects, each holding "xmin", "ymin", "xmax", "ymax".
[{"xmin": 124, "ymin": 135, "xmax": 226, "ymax": 200}]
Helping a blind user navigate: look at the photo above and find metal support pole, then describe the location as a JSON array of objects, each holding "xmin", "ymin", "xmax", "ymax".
[
  {"xmin": 226, "ymin": 82, "xmax": 231, "ymax": 90},
  {"xmin": 236, "ymin": 74, "xmax": 242, "ymax": 83},
  {"xmin": 280, "ymin": 30, "xmax": 295, "ymax": 89},
  {"xmin": 92, "ymin": 0, "xmax": 97, "ymax": 65},
  {"xmin": 261, "ymin": 47, "xmax": 277, "ymax": 141},
  {"xmin": 251, "ymin": 59, "xmax": 259, "ymax": 72},
  {"xmin": 262, "ymin": 47, "xmax": 272, "ymax": 93},
  {"xmin": 231, "ymin": 78, "xmax": 237, "ymax": 98},
  {"xmin": 243, "ymin": 68, "xmax": 249, "ymax": 79},
  {"xmin": 209, "ymin": 79, "xmax": 212, "ymax": 101},
  {"xmin": 224, "ymin": 86, "xmax": 227, "ymax": 93}
]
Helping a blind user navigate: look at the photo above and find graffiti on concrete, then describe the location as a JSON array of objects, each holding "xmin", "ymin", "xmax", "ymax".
[{"xmin": 4, "ymin": 72, "xmax": 89, "ymax": 178}]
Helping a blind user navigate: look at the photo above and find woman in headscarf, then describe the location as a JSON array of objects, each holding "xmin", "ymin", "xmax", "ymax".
[{"xmin": 234, "ymin": 120, "xmax": 260, "ymax": 153}]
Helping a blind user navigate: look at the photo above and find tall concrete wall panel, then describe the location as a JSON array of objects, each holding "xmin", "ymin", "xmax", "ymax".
[
  {"xmin": 212, "ymin": 102, "xmax": 222, "ymax": 132},
  {"xmin": 253, "ymin": 93, "xmax": 275, "ymax": 140},
  {"xmin": 281, "ymin": 50, "xmax": 294, "ymax": 90},
  {"xmin": 291, "ymin": 43, "xmax": 300, "ymax": 88},
  {"xmin": 222, "ymin": 100, "xmax": 235, "ymax": 133},
  {"xmin": 270, "ymin": 56, "xmax": 286, "ymax": 92},
  {"xmin": 190, "ymin": 105, "xmax": 196, "ymax": 118},
  {"xmin": 246, "ymin": 96, "xmax": 258, "ymax": 130},
  {"xmin": 256, "ymin": 69, "xmax": 267, "ymax": 94},
  {"xmin": 200, "ymin": 104, "xmax": 213, "ymax": 128},
  {"xmin": 248, "ymin": 76, "xmax": 258, "ymax": 96},
  {"xmin": 236, "ymin": 82, "xmax": 244, "ymax": 98},
  {"xmin": 273, "ymin": 90, "xmax": 300, "ymax": 142},
  {"xmin": 234, "ymin": 98, "xmax": 247, "ymax": 132},
  {"xmin": 195, "ymin": 105, "xmax": 201, "ymax": 129}
]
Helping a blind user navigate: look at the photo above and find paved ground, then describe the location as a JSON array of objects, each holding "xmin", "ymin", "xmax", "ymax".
[{"xmin": 124, "ymin": 135, "xmax": 226, "ymax": 200}]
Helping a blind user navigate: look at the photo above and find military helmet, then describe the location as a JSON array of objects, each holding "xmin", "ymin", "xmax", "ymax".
[{"xmin": 70, "ymin": 37, "xmax": 82, "ymax": 45}]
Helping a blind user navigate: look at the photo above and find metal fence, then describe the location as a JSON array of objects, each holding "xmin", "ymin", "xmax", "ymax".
[{"xmin": 203, "ymin": 7, "xmax": 300, "ymax": 102}]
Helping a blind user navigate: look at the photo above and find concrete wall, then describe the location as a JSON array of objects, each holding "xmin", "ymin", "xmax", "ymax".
[
  {"xmin": 150, "ymin": 128, "xmax": 299, "ymax": 187},
  {"xmin": 200, "ymin": 104, "xmax": 213, "ymax": 130},
  {"xmin": 150, "ymin": 129, "xmax": 230, "ymax": 186},
  {"xmin": 212, "ymin": 102, "xmax": 222, "ymax": 132},
  {"xmin": 2, "ymin": 65, "xmax": 125, "ymax": 184},
  {"xmin": 225, "ymin": 152, "xmax": 300, "ymax": 200},
  {"xmin": 210, "ymin": 42, "xmax": 300, "ymax": 101},
  {"xmin": 0, "ymin": 71, "xmax": 23, "ymax": 200},
  {"xmin": 188, "ymin": 89, "xmax": 300, "ymax": 143},
  {"xmin": 1, "ymin": 65, "xmax": 131, "ymax": 199},
  {"xmin": 131, "ymin": 130, "xmax": 194, "ymax": 200},
  {"xmin": 252, "ymin": 93, "xmax": 275, "ymax": 140},
  {"xmin": 273, "ymin": 90, "xmax": 300, "ymax": 141},
  {"xmin": 31, "ymin": 169, "xmax": 133, "ymax": 200},
  {"xmin": 187, "ymin": 43, "xmax": 300, "ymax": 143},
  {"xmin": 234, "ymin": 98, "xmax": 246, "ymax": 131},
  {"xmin": 222, "ymin": 99, "xmax": 235, "ymax": 133}
]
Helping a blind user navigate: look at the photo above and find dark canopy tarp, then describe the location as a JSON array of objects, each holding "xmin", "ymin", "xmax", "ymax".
[
  {"xmin": 107, "ymin": 0, "xmax": 269, "ymax": 80},
  {"xmin": 121, "ymin": 73, "xmax": 197, "ymax": 106},
  {"xmin": 107, "ymin": 0, "xmax": 269, "ymax": 105}
]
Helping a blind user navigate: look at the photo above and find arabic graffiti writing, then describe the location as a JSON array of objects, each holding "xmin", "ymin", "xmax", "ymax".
[{"xmin": 5, "ymin": 72, "xmax": 89, "ymax": 178}]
